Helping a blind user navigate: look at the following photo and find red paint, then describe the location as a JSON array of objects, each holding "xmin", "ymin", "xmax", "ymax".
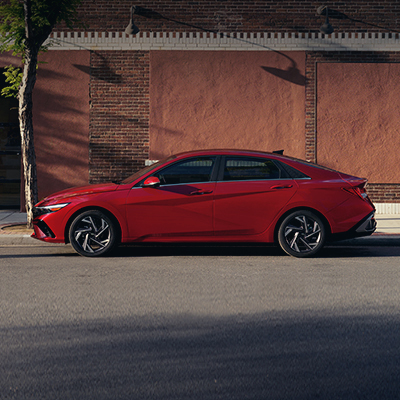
[
  {"xmin": 32, "ymin": 149, "xmax": 375, "ymax": 257},
  {"xmin": 213, "ymin": 180, "xmax": 297, "ymax": 235}
]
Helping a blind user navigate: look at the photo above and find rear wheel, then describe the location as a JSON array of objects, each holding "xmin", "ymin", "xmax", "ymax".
[
  {"xmin": 69, "ymin": 210, "xmax": 117, "ymax": 257},
  {"xmin": 278, "ymin": 210, "xmax": 326, "ymax": 257}
]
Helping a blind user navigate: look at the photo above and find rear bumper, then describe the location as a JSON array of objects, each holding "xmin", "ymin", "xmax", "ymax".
[
  {"xmin": 354, "ymin": 212, "xmax": 377, "ymax": 235},
  {"xmin": 329, "ymin": 211, "xmax": 376, "ymax": 242}
]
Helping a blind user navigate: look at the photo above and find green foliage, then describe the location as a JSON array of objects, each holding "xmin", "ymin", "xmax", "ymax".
[
  {"xmin": 0, "ymin": 0, "xmax": 82, "ymax": 54},
  {"xmin": 1, "ymin": 65, "xmax": 22, "ymax": 97},
  {"xmin": 0, "ymin": 0, "xmax": 25, "ymax": 55},
  {"xmin": 0, "ymin": 0, "xmax": 82, "ymax": 97}
]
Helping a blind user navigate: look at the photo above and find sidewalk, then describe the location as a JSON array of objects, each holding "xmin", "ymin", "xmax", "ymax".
[
  {"xmin": 0, "ymin": 210, "xmax": 28, "ymax": 226},
  {"xmin": 1, "ymin": 209, "xmax": 399, "ymax": 247}
]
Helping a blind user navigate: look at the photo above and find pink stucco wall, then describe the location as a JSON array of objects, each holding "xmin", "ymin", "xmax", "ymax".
[
  {"xmin": 150, "ymin": 51, "xmax": 305, "ymax": 160},
  {"xmin": 317, "ymin": 63, "xmax": 400, "ymax": 184},
  {"xmin": 0, "ymin": 51, "xmax": 90, "ymax": 205},
  {"xmin": 34, "ymin": 51, "xmax": 90, "ymax": 198}
]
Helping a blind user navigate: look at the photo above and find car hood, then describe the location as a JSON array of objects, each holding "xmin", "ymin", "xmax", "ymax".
[{"xmin": 38, "ymin": 183, "xmax": 119, "ymax": 205}]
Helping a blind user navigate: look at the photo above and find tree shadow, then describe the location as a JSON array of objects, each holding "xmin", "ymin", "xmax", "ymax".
[
  {"xmin": 33, "ymin": 53, "xmax": 90, "ymax": 200},
  {"xmin": 1, "ymin": 311, "xmax": 399, "ymax": 399},
  {"xmin": 74, "ymin": 57, "xmax": 123, "ymax": 84}
]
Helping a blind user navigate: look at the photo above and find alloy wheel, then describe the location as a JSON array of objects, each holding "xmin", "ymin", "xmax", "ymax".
[
  {"xmin": 278, "ymin": 211, "xmax": 326, "ymax": 257},
  {"xmin": 69, "ymin": 210, "xmax": 116, "ymax": 256}
]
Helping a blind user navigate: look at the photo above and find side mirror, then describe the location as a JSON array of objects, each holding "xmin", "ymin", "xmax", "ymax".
[{"xmin": 142, "ymin": 176, "xmax": 160, "ymax": 188}]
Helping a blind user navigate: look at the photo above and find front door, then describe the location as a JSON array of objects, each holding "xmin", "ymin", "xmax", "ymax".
[{"xmin": 125, "ymin": 156, "xmax": 217, "ymax": 240}]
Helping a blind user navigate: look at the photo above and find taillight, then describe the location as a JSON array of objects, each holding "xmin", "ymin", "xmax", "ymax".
[
  {"xmin": 342, "ymin": 185, "xmax": 368, "ymax": 201},
  {"xmin": 340, "ymin": 175, "xmax": 374, "ymax": 207}
]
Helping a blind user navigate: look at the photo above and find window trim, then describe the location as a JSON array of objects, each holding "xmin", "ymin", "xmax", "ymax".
[
  {"xmin": 217, "ymin": 156, "xmax": 289, "ymax": 182},
  {"xmin": 136, "ymin": 155, "xmax": 219, "ymax": 187}
]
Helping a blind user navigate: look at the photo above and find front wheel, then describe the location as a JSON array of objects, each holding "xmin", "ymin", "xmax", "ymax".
[
  {"xmin": 69, "ymin": 210, "xmax": 117, "ymax": 257},
  {"xmin": 278, "ymin": 210, "xmax": 326, "ymax": 257}
]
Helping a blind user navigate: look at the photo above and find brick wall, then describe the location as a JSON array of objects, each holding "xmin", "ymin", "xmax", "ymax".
[
  {"xmin": 88, "ymin": 47, "xmax": 400, "ymax": 203},
  {"xmin": 61, "ymin": 1, "xmax": 400, "ymax": 34},
  {"xmin": 367, "ymin": 184, "xmax": 400, "ymax": 203},
  {"xmin": 89, "ymin": 50, "xmax": 150, "ymax": 184},
  {"xmin": 73, "ymin": 1, "xmax": 400, "ymax": 202}
]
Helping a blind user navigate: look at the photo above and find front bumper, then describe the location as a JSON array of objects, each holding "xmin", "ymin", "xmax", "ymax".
[{"xmin": 31, "ymin": 217, "xmax": 66, "ymax": 243}]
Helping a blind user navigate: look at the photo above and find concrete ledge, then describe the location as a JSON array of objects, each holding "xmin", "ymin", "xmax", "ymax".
[
  {"xmin": 374, "ymin": 203, "xmax": 400, "ymax": 214},
  {"xmin": 46, "ymin": 31, "xmax": 400, "ymax": 52},
  {"xmin": 0, "ymin": 234, "xmax": 65, "ymax": 247},
  {"xmin": 1, "ymin": 232, "xmax": 399, "ymax": 248},
  {"xmin": 329, "ymin": 235, "xmax": 400, "ymax": 247}
]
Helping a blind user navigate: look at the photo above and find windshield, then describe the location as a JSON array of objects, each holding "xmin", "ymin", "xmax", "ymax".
[{"xmin": 120, "ymin": 155, "xmax": 175, "ymax": 184}]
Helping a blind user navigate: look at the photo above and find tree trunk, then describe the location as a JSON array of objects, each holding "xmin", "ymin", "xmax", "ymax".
[{"xmin": 18, "ymin": 46, "xmax": 39, "ymax": 228}]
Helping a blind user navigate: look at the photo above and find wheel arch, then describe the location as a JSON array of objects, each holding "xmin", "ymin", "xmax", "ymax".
[
  {"xmin": 64, "ymin": 206, "xmax": 122, "ymax": 244},
  {"xmin": 273, "ymin": 206, "xmax": 332, "ymax": 243}
]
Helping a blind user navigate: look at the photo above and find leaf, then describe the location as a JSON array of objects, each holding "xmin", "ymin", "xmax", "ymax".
[
  {"xmin": 1, "ymin": 65, "xmax": 22, "ymax": 98},
  {"xmin": 0, "ymin": 0, "xmax": 83, "ymax": 55}
]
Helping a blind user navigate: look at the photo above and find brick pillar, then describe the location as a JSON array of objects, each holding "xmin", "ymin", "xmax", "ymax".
[{"xmin": 89, "ymin": 50, "xmax": 150, "ymax": 184}]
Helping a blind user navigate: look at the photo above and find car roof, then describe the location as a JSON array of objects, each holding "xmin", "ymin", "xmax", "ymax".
[
  {"xmin": 170, "ymin": 149, "xmax": 345, "ymax": 177},
  {"xmin": 171, "ymin": 149, "xmax": 317, "ymax": 166},
  {"xmin": 173, "ymin": 149, "xmax": 285, "ymax": 159}
]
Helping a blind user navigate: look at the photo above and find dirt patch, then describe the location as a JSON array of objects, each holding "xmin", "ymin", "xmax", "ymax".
[{"xmin": 0, "ymin": 224, "xmax": 34, "ymax": 235}]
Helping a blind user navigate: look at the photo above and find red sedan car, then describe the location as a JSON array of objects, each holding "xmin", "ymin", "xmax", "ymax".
[{"xmin": 32, "ymin": 150, "xmax": 376, "ymax": 257}]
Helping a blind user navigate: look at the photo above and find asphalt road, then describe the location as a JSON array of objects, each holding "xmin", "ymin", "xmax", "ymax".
[{"xmin": 1, "ymin": 243, "xmax": 400, "ymax": 400}]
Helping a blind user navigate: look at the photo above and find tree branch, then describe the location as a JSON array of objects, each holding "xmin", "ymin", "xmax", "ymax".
[{"xmin": 24, "ymin": 0, "xmax": 33, "ymax": 43}]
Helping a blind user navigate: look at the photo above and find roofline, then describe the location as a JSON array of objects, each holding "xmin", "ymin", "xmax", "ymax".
[{"xmin": 173, "ymin": 149, "xmax": 286, "ymax": 158}]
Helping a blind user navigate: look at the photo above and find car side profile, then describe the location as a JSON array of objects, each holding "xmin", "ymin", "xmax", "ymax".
[{"xmin": 32, "ymin": 149, "xmax": 376, "ymax": 257}]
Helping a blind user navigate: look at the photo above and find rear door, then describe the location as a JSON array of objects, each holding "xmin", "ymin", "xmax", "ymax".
[{"xmin": 213, "ymin": 156, "xmax": 297, "ymax": 236}]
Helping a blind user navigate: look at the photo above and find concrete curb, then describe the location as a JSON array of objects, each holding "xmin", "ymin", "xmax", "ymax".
[
  {"xmin": 0, "ymin": 234, "xmax": 65, "ymax": 247},
  {"xmin": 1, "ymin": 210, "xmax": 400, "ymax": 248},
  {"xmin": 1, "ymin": 229, "xmax": 399, "ymax": 248},
  {"xmin": 328, "ymin": 235, "xmax": 400, "ymax": 247}
]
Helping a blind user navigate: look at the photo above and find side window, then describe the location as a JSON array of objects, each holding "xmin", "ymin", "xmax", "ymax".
[
  {"xmin": 223, "ymin": 157, "xmax": 282, "ymax": 181},
  {"xmin": 277, "ymin": 161, "xmax": 310, "ymax": 179},
  {"xmin": 154, "ymin": 157, "xmax": 216, "ymax": 185}
]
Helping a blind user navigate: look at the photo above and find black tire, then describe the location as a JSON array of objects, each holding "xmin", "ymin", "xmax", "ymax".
[
  {"xmin": 278, "ymin": 210, "xmax": 326, "ymax": 257},
  {"xmin": 69, "ymin": 210, "xmax": 117, "ymax": 257}
]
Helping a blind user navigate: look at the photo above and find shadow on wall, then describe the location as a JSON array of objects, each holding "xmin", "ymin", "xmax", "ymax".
[
  {"xmin": 262, "ymin": 44, "xmax": 398, "ymax": 89},
  {"xmin": 74, "ymin": 57, "xmax": 123, "ymax": 84},
  {"xmin": 33, "ymin": 63, "xmax": 89, "ymax": 199},
  {"xmin": 261, "ymin": 52, "xmax": 305, "ymax": 86},
  {"xmin": 1, "ymin": 311, "xmax": 399, "ymax": 399}
]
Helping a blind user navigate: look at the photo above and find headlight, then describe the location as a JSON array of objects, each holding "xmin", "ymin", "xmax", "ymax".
[{"xmin": 33, "ymin": 203, "xmax": 70, "ymax": 217}]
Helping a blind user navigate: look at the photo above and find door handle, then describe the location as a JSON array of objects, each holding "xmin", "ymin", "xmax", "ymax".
[
  {"xmin": 189, "ymin": 190, "xmax": 213, "ymax": 196},
  {"xmin": 271, "ymin": 184, "xmax": 293, "ymax": 190}
]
